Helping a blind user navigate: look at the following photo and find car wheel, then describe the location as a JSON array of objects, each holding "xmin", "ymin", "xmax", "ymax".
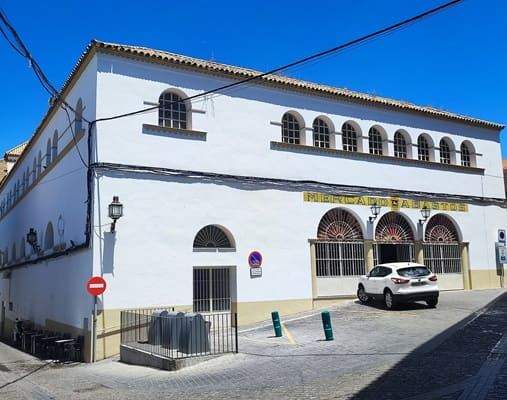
[
  {"xmin": 384, "ymin": 290, "xmax": 397, "ymax": 310},
  {"xmin": 426, "ymin": 298, "xmax": 438, "ymax": 308},
  {"xmin": 357, "ymin": 286, "xmax": 371, "ymax": 304}
]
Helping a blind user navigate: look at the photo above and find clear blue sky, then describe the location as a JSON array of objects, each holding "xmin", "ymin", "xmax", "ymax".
[{"xmin": 1, "ymin": 0, "xmax": 506, "ymax": 155}]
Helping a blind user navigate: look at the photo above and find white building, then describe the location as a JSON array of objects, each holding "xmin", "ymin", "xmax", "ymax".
[{"xmin": 0, "ymin": 40, "xmax": 505, "ymax": 361}]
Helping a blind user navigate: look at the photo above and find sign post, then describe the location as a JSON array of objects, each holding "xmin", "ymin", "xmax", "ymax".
[
  {"xmin": 87, "ymin": 276, "xmax": 107, "ymax": 362},
  {"xmin": 248, "ymin": 250, "xmax": 263, "ymax": 278}
]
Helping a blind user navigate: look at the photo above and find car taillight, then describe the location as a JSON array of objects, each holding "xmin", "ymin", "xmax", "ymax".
[
  {"xmin": 429, "ymin": 275, "xmax": 438, "ymax": 282},
  {"xmin": 391, "ymin": 277, "xmax": 410, "ymax": 284}
]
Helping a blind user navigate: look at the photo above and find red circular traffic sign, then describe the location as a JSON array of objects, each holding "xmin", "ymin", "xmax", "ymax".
[
  {"xmin": 87, "ymin": 276, "xmax": 107, "ymax": 296},
  {"xmin": 248, "ymin": 251, "xmax": 263, "ymax": 268}
]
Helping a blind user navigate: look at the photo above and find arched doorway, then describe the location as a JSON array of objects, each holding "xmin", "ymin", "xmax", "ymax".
[
  {"xmin": 374, "ymin": 212, "xmax": 415, "ymax": 264},
  {"xmin": 423, "ymin": 214, "xmax": 463, "ymax": 289},
  {"xmin": 192, "ymin": 225, "xmax": 235, "ymax": 312},
  {"xmin": 313, "ymin": 208, "xmax": 365, "ymax": 297}
]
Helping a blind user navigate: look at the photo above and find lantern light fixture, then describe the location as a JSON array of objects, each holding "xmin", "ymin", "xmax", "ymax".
[
  {"xmin": 369, "ymin": 202, "xmax": 381, "ymax": 223},
  {"xmin": 108, "ymin": 196, "xmax": 124, "ymax": 233}
]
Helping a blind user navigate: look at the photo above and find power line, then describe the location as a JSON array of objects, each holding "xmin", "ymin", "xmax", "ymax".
[{"xmin": 93, "ymin": 0, "xmax": 463, "ymax": 123}]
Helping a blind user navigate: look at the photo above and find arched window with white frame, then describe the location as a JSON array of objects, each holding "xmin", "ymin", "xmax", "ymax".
[
  {"xmin": 312, "ymin": 117, "xmax": 330, "ymax": 148},
  {"xmin": 394, "ymin": 131, "xmax": 408, "ymax": 158},
  {"xmin": 44, "ymin": 222, "xmax": 54, "ymax": 251},
  {"xmin": 75, "ymin": 98, "xmax": 83, "ymax": 133},
  {"xmin": 417, "ymin": 135, "xmax": 430, "ymax": 161},
  {"xmin": 281, "ymin": 112, "xmax": 301, "ymax": 144},
  {"xmin": 439, "ymin": 138, "xmax": 451, "ymax": 164},
  {"xmin": 158, "ymin": 91, "xmax": 188, "ymax": 129},
  {"xmin": 342, "ymin": 122, "xmax": 358, "ymax": 152},
  {"xmin": 46, "ymin": 138, "xmax": 52, "ymax": 167},
  {"xmin": 368, "ymin": 127, "xmax": 383, "ymax": 155}
]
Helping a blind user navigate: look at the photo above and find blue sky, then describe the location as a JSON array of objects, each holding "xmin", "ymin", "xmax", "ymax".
[{"xmin": 0, "ymin": 0, "xmax": 506, "ymax": 155}]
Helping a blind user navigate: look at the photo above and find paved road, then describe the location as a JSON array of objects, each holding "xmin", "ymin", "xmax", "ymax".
[{"xmin": 1, "ymin": 289, "xmax": 507, "ymax": 399}]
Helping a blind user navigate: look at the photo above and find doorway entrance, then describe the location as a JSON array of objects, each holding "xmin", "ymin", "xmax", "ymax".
[{"xmin": 374, "ymin": 242, "xmax": 415, "ymax": 264}]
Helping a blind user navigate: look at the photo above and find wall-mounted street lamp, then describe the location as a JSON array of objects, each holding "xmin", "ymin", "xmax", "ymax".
[
  {"xmin": 369, "ymin": 202, "xmax": 381, "ymax": 223},
  {"xmin": 419, "ymin": 206, "xmax": 431, "ymax": 225},
  {"xmin": 26, "ymin": 228, "xmax": 41, "ymax": 253},
  {"xmin": 108, "ymin": 196, "xmax": 124, "ymax": 233}
]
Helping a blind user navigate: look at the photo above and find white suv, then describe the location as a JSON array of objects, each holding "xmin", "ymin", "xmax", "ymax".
[{"xmin": 357, "ymin": 262, "xmax": 439, "ymax": 309}]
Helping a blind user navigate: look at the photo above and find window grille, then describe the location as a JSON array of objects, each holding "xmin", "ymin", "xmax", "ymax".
[
  {"xmin": 193, "ymin": 268, "xmax": 231, "ymax": 312},
  {"xmin": 368, "ymin": 127, "xmax": 383, "ymax": 155},
  {"xmin": 461, "ymin": 143, "xmax": 471, "ymax": 167},
  {"xmin": 394, "ymin": 131, "xmax": 407, "ymax": 158},
  {"xmin": 375, "ymin": 212, "xmax": 414, "ymax": 241},
  {"xmin": 282, "ymin": 113, "xmax": 300, "ymax": 144},
  {"xmin": 439, "ymin": 139, "xmax": 451, "ymax": 164},
  {"xmin": 418, "ymin": 135, "xmax": 430, "ymax": 161},
  {"xmin": 342, "ymin": 123, "xmax": 357, "ymax": 152},
  {"xmin": 313, "ymin": 118, "xmax": 330, "ymax": 148},
  {"xmin": 423, "ymin": 243, "xmax": 461, "ymax": 274},
  {"xmin": 193, "ymin": 225, "xmax": 232, "ymax": 248},
  {"xmin": 316, "ymin": 241, "xmax": 365, "ymax": 276},
  {"xmin": 159, "ymin": 92, "xmax": 187, "ymax": 129}
]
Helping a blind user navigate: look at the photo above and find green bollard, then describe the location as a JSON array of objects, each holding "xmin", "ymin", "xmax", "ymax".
[
  {"xmin": 321, "ymin": 310, "xmax": 333, "ymax": 341},
  {"xmin": 271, "ymin": 311, "xmax": 282, "ymax": 337}
]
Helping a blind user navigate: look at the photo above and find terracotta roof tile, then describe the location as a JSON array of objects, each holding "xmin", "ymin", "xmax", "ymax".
[{"xmin": 81, "ymin": 40, "xmax": 503, "ymax": 130}]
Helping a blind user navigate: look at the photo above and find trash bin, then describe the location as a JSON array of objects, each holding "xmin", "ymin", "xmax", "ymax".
[
  {"xmin": 178, "ymin": 313, "xmax": 210, "ymax": 354},
  {"xmin": 160, "ymin": 311, "xmax": 184, "ymax": 349},
  {"xmin": 148, "ymin": 310, "xmax": 168, "ymax": 345}
]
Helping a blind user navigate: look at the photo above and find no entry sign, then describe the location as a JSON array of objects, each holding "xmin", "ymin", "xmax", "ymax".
[{"xmin": 87, "ymin": 276, "xmax": 107, "ymax": 296}]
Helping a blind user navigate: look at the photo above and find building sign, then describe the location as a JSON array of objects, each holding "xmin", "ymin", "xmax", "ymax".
[{"xmin": 303, "ymin": 192, "xmax": 468, "ymax": 212}]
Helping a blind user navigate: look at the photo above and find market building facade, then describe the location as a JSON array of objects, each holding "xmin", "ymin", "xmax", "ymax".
[{"xmin": 0, "ymin": 40, "xmax": 505, "ymax": 360}]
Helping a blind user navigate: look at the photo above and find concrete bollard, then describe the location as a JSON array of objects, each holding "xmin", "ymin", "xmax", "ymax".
[
  {"xmin": 271, "ymin": 311, "xmax": 282, "ymax": 337},
  {"xmin": 321, "ymin": 310, "xmax": 333, "ymax": 341}
]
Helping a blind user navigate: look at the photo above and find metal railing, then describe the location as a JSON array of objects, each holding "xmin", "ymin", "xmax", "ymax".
[{"xmin": 120, "ymin": 308, "xmax": 238, "ymax": 359}]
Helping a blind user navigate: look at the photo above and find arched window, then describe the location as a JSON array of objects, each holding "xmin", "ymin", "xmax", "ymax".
[
  {"xmin": 439, "ymin": 139, "xmax": 451, "ymax": 164},
  {"xmin": 32, "ymin": 158, "xmax": 36, "ymax": 183},
  {"xmin": 193, "ymin": 225, "xmax": 234, "ymax": 249},
  {"xmin": 52, "ymin": 130, "xmax": 58, "ymax": 161},
  {"xmin": 37, "ymin": 151, "xmax": 42, "ymax": 176},
  {"xmin": 417, "ymin": 135, "xmax": 430, "ymax": 161},
  {"xmin": 316, "ymin": 208, "xmax": 365, "ymax": 277},
  {"xmin": 22, "ymin": 171, "xmax": 26, "ymax": 193},
  {"xmin": 375, "ymin": 212, "xmax": 414, "ymax": 241},
  {"xmin": 75, "ymin": 98, "xmax": 83, "ymax": 133},
  {"xmin": 342, "ymin": 122, "xmax": 357, "ymax": 152},
  {"xmin": 317, "ymin": 208, "xmax": 363, "ymax": 240},
  {"xmin": 425, "ymin": 214, "xmax": 459, "ymax": 242},
  {"xmin": 25, "ymin": 167, "xmax": 30, "ymax": 188},
  {"xmin": 11, "ymin": 243, "xmax": 16, "ymax": 262},
  {"xmin": 3, "ymin": 247, "xmax": 8, "ymax": 265},
  {"xmin": 158, "ymin": 91, "xmax": 187, "ymax": 129},
  {"xmin": 368, "ymin": 127, "xmax": 383, "ymax": 155},
  {"xmin": 394, "ymin": 131, "xmax": 407, "ymax": 158},
  {"xmin": 46, "ymin": 139, "xmax": 52, "ymax": 167},
  {"xmin": 461, "ymin": 142, "xmax": 471, "ymax": 167},
  {"xmin": 281, "ymin": 112, "xmax": 300, "ymax": 144},
  {"xmin": 312, "ymin": 118, "xmax": 330, "ymax": 148},
  {"xmin": 44, "ymin": 222, "xmax": 54, "ymax": 250}
]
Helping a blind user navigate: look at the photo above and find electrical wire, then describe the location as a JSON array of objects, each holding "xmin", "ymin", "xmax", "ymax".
[
  {"xmin": 0, "ymin": 1, "xmax": 462, "ymax": 127},
  {"xmin": 91, "ymin": 161, "xmax": 506, "ymax": 208}
]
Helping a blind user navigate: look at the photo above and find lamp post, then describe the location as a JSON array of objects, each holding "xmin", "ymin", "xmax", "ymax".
[
  {"xmin": 26, "ymin": 228, "xmax": 41, "ymax": 253},
  {"xmin": 419, "ymin": 206, "xmax": 431, "ymax": 225},
  {"xmin": 108, "ymin": 196, "xmax": 123, "ymax": 233},
  {"xmin": 369, "ymin": 202, "xmax": 381, "ymax": 223}
]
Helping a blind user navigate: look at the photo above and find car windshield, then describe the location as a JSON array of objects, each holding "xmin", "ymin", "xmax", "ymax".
[{"xmin": 397, "ymin": 266, "xmax": 431, "ymax": 277}]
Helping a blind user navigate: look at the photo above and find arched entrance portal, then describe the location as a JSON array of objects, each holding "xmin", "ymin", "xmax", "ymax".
[
  {"xmin": 312, "ymin": 208, "xmax": 365, "ymax": 297},
  {"xmin": 374, "ymin": 212, "xmax": 415, "ymax": 264},
  {"xmin": 423, "ymin": 214, "xmax": 462, "ymax": 268}
]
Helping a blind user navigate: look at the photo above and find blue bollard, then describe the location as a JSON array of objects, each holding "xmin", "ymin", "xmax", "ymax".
[
  {"xmin": 321, "ymin": 310, "xmax": 333, "ymax": 341},
  {"xmin": 271, "ymin": 311, "xmax": 282, "ymax": 337}
]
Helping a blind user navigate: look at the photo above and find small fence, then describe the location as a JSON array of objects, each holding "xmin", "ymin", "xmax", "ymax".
[{"xmin": 120, "ymin": 308, "xmax": 238, "ymax": 359}]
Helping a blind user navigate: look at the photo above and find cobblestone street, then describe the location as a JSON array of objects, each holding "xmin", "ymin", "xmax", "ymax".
[{"xmin": 1, "ymin": 289, "xmax": 507, "ymax": 399}]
